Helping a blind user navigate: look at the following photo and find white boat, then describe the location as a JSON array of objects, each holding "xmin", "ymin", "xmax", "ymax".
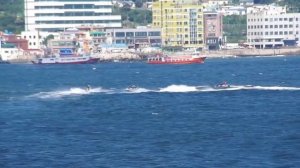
[{"xmin": 32, "ymin": 55, "xmax": 99, "ymax": 64}]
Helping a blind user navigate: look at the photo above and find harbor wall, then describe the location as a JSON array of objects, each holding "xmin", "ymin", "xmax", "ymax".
[
  {"xmin": 203, "ymin": 47, "xmax": 300, "ymax": 57},
  {"xmin": 96, "ymin": 52, "xmax": 141, "ymax": 61}
]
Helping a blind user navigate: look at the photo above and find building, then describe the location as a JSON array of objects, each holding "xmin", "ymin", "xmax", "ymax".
[
  {"xmin": 0, "ymin": 44, "xmax": 23, "ymax": 61},
  {"xmin": 220, "ymin": 6, "xmax": 246, "ymax": 16},
  {"xmin": 204, "ymin": 12, "xmax": 223, "ymax": 50},
  {"xmin": 106, "ymin": 27, "xmax": 162, "ymax": 48},
  {"xmin": 152, "ymin": 0, "xmax": 204, "ymax": 50},
  {"xmin": 21, "ymin": 31, "xmax": 45, "ymax": 50},
  {"xmin": 247, "ymin": 5, "xmax": 300, "ymax": 48},
  {"xmin": 1, "ymin": 34, "xmax": 28, "ymax": 50},
  {"xmin": 240, "ymin": 0, "xmax": 254, "ymax": 6},
  {"xmin": 0, "ymin": 33, "xmax": 44, "ymax": 61},
  {"xmin": 24, "ymin": 0, "xmax": 122, "ymax": 32},
  {"xmin": 203, "ymin": 0, "xmax": 229, "ymax": 6}
]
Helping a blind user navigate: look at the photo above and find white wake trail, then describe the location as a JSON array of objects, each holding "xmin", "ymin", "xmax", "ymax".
[
  {"xmin": 159, "ymin": 85, "xmax": 198, "ymax": 92},
  {"xmin": 29, "ymin": 87, "xmax": 109, "ymax": 99}
]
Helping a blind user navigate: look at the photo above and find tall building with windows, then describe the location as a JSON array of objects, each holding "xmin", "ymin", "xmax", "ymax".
[
  {"xmin": 204, "ymin": 11, "xmax": 223, "ymax": 50},
  {"xmin": 25, "ymin": 0, "xmax": 122, "ymax": 32},
  {"xmin": 247, "ymin": 5, "xmax": 300, "ymax": 48},
  {"xmin": 152, "ymin": 0, "xmax": 204, "ymax": 49}
]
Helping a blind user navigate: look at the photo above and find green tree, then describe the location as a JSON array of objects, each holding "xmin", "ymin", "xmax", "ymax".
[
  {"xmin": 223, "ymin": 15, "xmax": 247, "ymax": 43},
  {"xmin": 135, "ymin": 0, "xmax": 143, "ymax": 8},
  {"xmin": 113, "ymin": 6, "xmax": 152, "ymax": 27},
  {"xmin": 42, "ymin": 34, "xmax": 54, "ymax": 46},
  {"xmin": 0, "ymin": 0, "xmax": 24, "ymax": 33}
]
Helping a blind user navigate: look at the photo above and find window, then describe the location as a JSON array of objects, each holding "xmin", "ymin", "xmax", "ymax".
[
  {"xmin": 289, "ymin": 18, "xmax": 293, "ymax": 22},
  {"xmin": 284, "ymin": 25, "xmax": 288, "ymax": 28},
  {"xmin": 265, "ymin": 18, "xmax": 268, "ymax": 21},
  {"xmin": 279, "ymin": 25, "xmax": 283, "ymax": 28},
  {"xmin": 265, "ymin": 25, "xmax": 268, "ymax": 28},
  {"xmin": 149, "ymin": 32, "xmax": 160, "ymax": 36},
  {"xmin": 115, "ymin": 32, "xmax": 125, "ymax": 37},
  {"xmin": 126, "ymin": 32, "xmax": 134, "ymax": 37},
  {"xmin": 265, "ymin": 32, "xmax": 268, "ymax": 35},
  {"xmin": 274, "ymin": 25, "xmax": 278, "ymax": 28},
  {"xmin": 270, "ymin": 32, "xmax": 273, "ymax": 35},
  {"xmin": 289, "ymin": 25, "xmax": 293, "ymax": 28},
  {"xmin": 135, "ymin": 32, "xmax": 147, "ymax": 37}
]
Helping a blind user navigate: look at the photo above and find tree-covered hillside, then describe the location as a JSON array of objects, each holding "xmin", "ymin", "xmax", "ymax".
[
  {"xmin": 223, "ymin": 15, "xmax": 247, "ymax": 43},
  {"xmin": 252, "ymin": 0, "xmax": 300, "ymax": 12},
  {"xmin": 0, "ymin": 0, "xmax": 24, "ymax": 33},
  {"xmin": 113, "ymin": 6, "xmax": 152, "ymax": 28},
  {"xmin": 0, "ymin": 0, "xmax": 299, "ymax": 34}
]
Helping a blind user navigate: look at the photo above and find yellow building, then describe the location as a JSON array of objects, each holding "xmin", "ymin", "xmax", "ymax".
[{"xmin": 152, "ymin": 0, "xmax": 204, "ymax": 49}]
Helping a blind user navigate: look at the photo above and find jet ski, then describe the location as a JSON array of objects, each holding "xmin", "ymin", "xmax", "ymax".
[
  {"xmin": 125, "ymin": 85, "xmax": 138, "ymax": 91},
  {"xmin": 215, "ymin": 81, "xmax": 230, "ymax": 89},
  {"xmin": 85, "ymin": 85, "xmax": 92, "ymax": 92}
]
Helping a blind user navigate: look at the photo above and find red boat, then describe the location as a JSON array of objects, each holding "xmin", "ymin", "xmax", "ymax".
[{"xmin": 147, "ymin": 54, "xmax": 206, "ymax": 64}]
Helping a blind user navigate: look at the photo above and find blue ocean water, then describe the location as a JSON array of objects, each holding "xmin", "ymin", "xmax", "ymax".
[{"xmin": 0, "ymin": 56, "xmax": 300, "ymax": 167}]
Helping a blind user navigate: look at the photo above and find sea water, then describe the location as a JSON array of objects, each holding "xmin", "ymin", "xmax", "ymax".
[{"xmin": 0, "ymin": 56, "xmax": 299, "ymax": 167}]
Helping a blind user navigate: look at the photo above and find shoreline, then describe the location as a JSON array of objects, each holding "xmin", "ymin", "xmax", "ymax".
[{"xmin": 3, "ymin": 47, "xmax": 300, "ymax": 64}]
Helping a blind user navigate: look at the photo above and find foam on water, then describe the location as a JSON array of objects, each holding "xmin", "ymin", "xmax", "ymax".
[
  {"xmin": 159, "ymin": 85, "xmax": 198, "ymax": 93},
  {"xmin": 124, "ymin": 87, "xmax": 152, "ymax": 93},
  {"xmin": 242, "ymin": 85, "xmax": 300, "ymax": 91},
  {"xmin": 27, "ymin": 84, "xmax": 300, "ymax": 99},
  {"xmin": 29, "ymin": 87, "xmax": 108, "ymax": 99}
]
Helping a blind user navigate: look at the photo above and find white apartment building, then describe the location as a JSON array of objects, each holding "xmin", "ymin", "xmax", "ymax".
[
  {"xmin": 247, "ymin": 5, "xmax": 300, "ymax": 48},
  {"xmin": 24, "ymin": 0, "xmax": 122, "ymax": 32}
]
